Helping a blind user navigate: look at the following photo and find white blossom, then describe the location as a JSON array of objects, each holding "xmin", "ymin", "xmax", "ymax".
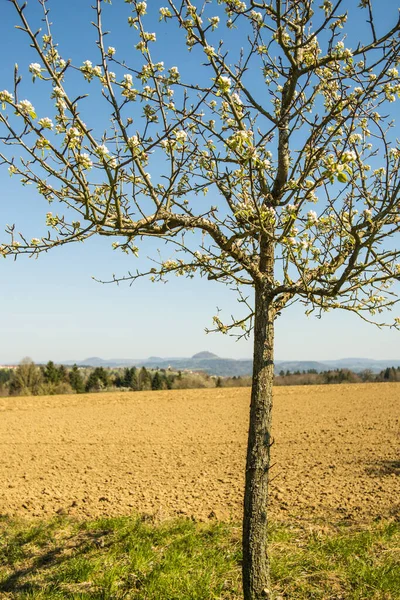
[
  {"xmin": 17, "ymin": 100, "xmax": 36, "ymax": 117},
  {"xmin": 174, "ymin": 130, "xmax": 188, "ymax": 144},
  {"xmin": 142, "ymin": 32, "xmax": 156, "ymax": 42},
  {"xmin": 209, "ymin": 16, "xmax": 220, "ymax": 30},
  {"xmin": 123, "ymin": 74, "xmax": 133, "ymax": 88},
  {"xmin": 38, "ymin": 117, "xmax": 54, "ymax": 129},
  {"xmin": 204, "ymin": 45, "xmax": 215, "ymax": 58},
  {"xmin": 127, "ymin": 135, "xmax": 140, "ymax": 148},
  {"xmin": 77, "ymin": 153, "xmax": 93, "ymax": 170},
  {"xmin": 215, "ymin": 76, "xmax": 231, "ymax": 94},
  {"xmin": 159, "ymin": 7, "xmax": 172, "ymax": 19},
  {"xmin": 29, "ymin": 62, "xmax": 42, "ymax": 78},
  {"xmin": 307, "ymin": 210, "xmax": 318, "ymax": 223},
  {"xmin": 136, "ymin": 2, "xmax": 147, "ymax": 15},
  {"xmin": 95, "ymin": 144, "xmax": 110, "ymax": 158},
  {"xmin": 0, "ymin": 90, "xmax": 14, "ymax": 105}
]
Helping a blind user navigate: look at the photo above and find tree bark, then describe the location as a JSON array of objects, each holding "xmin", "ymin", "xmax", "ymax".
[{"xmin": 242, "ymin": 277, "xmax": 275, "ymax": 600}]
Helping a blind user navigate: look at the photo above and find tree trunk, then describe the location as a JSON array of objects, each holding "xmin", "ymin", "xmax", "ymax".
[{"xmin": 242, "ymin": 280, "xmax": 275, "ymax": 600}]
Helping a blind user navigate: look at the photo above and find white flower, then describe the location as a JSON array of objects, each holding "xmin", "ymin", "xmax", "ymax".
[
  {"xmin": 0, "ymin": 90, "xmax": 14, "ymax": 106},
  {"xmin": 95, "ymin": 144, "xmax": 110, "ymax": 158},
  {"xmin": 66, "ymin": 127, "xmax": 82, "ymax": 148},
  {"xmin": 17, "ymin": 100, "xmax": 36, "ymax": 117},
  {"xmin": 227, "ymin": 129, "xmax": 253, "ymax": 150},
  {"xmin": 169, "ymin": 66, "xmax": 180, "ymax": 81},
  {"xmin": 349, "ymin": 133, "xmax": 362, "ymax": 144},
  {"xmin": 107, "ymin": 46, "xmax": 116, "ymax": 56},
  {"xmin": 142, "ymin": 32, "xmax": 156, "ymax": 42},
  {"xmin": 174, "ymin": 129, "xmax": 187, "ymax": 144},
  {"xmin": 123, "ymin": 74, "xmax": 133, "ymax": 88},
  {"xmin": 77, "ymin": 153, "xmax": 93, "ymax": 170},
  {"xmin": 159, "ymin": 7, "xmax": 172, "ymax": 19},
  {"xmin": 231, "ymin": 93, "xmax": 243, "ymax": 105},
  {"xmin": 136, "ymin": 1, "xmax": 147, "ymax": 15},
  {"xmin": 363, "ymin": 208, "xmax": 372, "ymax": 218},
  {"xmin": 31, "ymin": 238, "xmax": 41, "ymax": 246},
  {"xmin": 53, "ymin": 86, "xmax": 65, "ymax": 98},
  {"xmin": 127, "ymin": 135, "xmax": 140, "ymax": 148},
  {"xmin": 38, "ymin": 117, "xmax": 53, "ymax": 129},
  {"xmin": 29, "ymin": 63, "xmax": 42, "ymax": 78},
  {"xmin": 215, "ymin": 76, "xmax": 231, "ymax": 94},
  {"xmin": 307, "ymin": 210, "xmax": 318, "ymax": 223},
  {"xmin": 300, "ymin": 239, "xmax": 310, "ymax": 250},
  {"xmin": 209, "ymin": 16, "xmax": 220, "ymax": 29},
  {"xmin": 204, "ymin": 45, "xmax": 215, "ymax": 58},
  {"xmin": 342, "ymin": 150, "xmax": 357, "ymax": 163},
  {"xmin": 250, "ymin": 10, "xmax": 263, "ymax": 23},
  {"xmin": 36, "ymin": 137, "xmax": 50, "ymax": 150}
]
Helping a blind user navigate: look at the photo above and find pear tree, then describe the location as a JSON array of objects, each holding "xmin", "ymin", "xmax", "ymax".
[{"xmin": 1, "ymin": 1, "xmax": 400, "ymax": 598}]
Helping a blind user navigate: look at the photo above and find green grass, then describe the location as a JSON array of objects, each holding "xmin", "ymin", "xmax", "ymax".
[{"xmin": 0, "ymin": 515, "xmax": 398, "ymax": 599}]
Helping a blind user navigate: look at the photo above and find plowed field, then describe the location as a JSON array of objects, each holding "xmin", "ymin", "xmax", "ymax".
[{"xmin": 0, "ymin": 383, "xmax": 399, "ymax": 522}]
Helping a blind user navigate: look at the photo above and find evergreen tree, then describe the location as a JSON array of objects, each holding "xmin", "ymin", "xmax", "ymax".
[
  {"xmin": 43, "ymin": 360, "xmax": 60, "ymax": 384},
  {"xmin": 151, "ymin": 371, "xmax": 163, "ymax": 391},
  {"xmin": 58, "ymin": 364, "xmax": 68, "ymax": 382},
  {"xmin": 123, "ymin": 367, "xmax": 138, "ymax": 390},
  {"xmin": 85, "ymin": 371, "xmax": 101, "ymax": 393},
  {"xmin": 69, "ymin": 364, "xmax": 85, "ymax": 393},
  {"xmin": 138, "ymin": 367, "xmax": 152, "ymax": 391},
  {"xmin": 164, "ymin": 374, "xmax": 173, "ymax": 390}
]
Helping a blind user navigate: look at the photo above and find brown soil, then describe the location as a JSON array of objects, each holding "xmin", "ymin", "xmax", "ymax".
[{"xmin": 0, "ymin": 383, "xmax": 399, "ymax": 523}]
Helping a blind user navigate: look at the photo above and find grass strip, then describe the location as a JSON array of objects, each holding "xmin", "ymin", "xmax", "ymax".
[{"xmin": 0, "ymin": 515, "xmax": 398, "ymax": 599}]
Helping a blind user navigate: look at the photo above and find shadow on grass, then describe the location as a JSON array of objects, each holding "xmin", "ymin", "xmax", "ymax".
[
  {"xmin": 0, "ymin": 516, "xmax": 242, "ymax": 599},
  {"xmin": 0, "ymin": 525, "xmax": 113, "ymax": 595}
]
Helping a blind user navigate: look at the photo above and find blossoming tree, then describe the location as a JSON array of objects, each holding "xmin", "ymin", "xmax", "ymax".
[{"xmin": 1, "ymin": 0, "xmax": 400, "ymax": 598}]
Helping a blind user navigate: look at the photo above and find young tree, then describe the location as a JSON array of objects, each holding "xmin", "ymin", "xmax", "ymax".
[{"xmin": 1, "ymin": 1, "xmax": 400, "ymax": 597}]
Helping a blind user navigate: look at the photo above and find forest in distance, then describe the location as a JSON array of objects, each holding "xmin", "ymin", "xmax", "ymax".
[{"xmin": 0, "ymin": 358, "xmax": 400, "ymax": 398}]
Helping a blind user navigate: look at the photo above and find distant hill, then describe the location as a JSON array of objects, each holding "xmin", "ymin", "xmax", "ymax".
[
  {"xmin": 59, "ymin": 355, "xmax": 400, "ymax": 377},
  {"xmin": 321, "ymin": 357, "xmax": 400, "ymax": 372},
  {"xmin": 191, "ymin": 351, "xmax": 218, "ymax": 359}
]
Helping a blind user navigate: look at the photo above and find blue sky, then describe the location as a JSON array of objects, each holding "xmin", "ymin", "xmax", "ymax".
[{"xmin": 0, "ymin": 0, "xmax": 399, "ymax": 364}]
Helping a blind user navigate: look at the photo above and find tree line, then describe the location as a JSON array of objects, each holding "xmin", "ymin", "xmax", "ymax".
[
  {"xmin": 0, "ymin": 359, "xmax": 399, "ymax": 398},
  {"xmin": 0, "ymin": 359, "xmax": 217, "ymax": 397}
]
